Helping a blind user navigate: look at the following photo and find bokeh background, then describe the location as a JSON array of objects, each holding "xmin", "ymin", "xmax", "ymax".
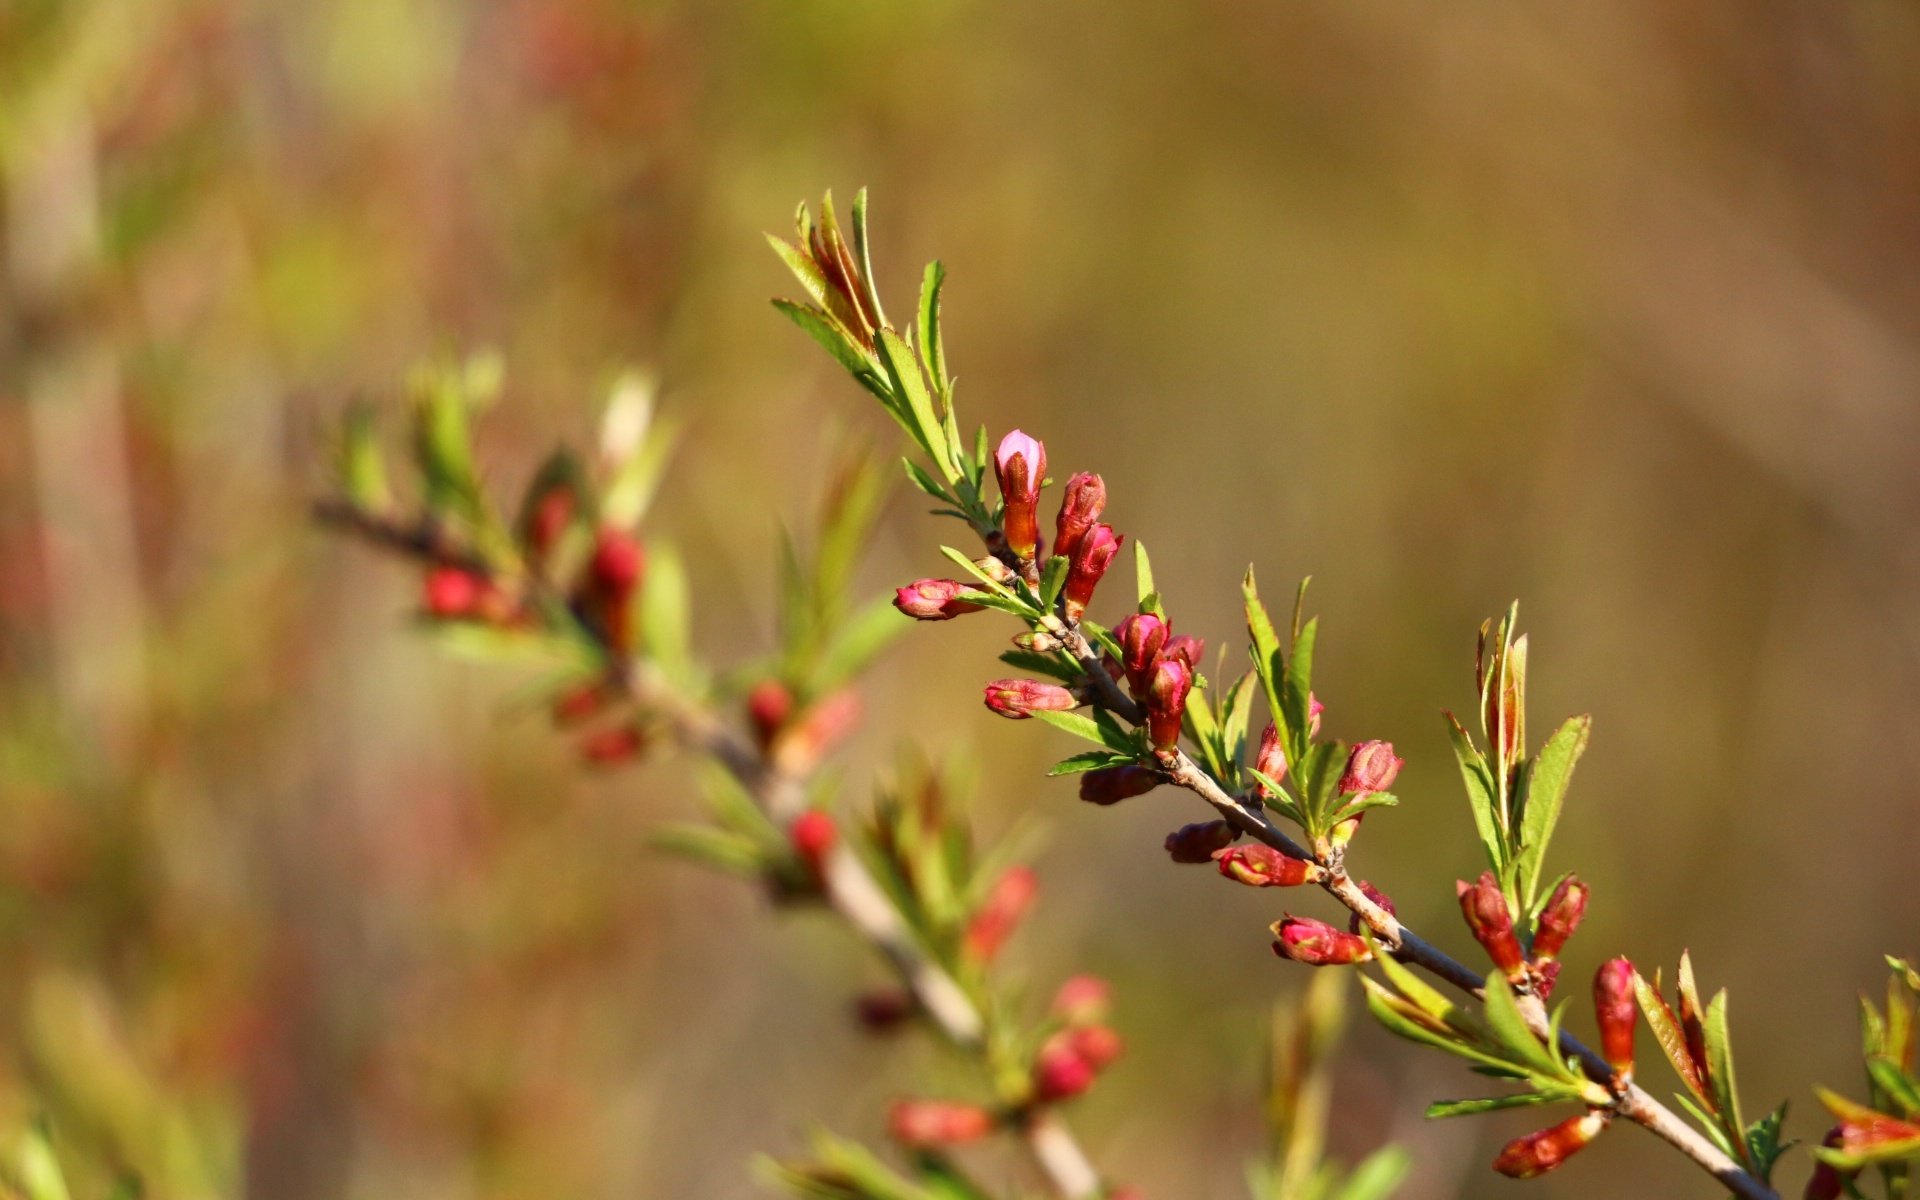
[{"xmin": 3, "ymin": 1, "xmax": 1918, "ymax": 1197}]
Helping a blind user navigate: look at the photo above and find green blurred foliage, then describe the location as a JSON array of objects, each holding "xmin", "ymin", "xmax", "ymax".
[{"xmin": 2, "ymin": 1, "xmax": 1918, "ymax": 1197}]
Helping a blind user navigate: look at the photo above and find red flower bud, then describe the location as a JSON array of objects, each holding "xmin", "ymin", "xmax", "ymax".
[
  {"xmin": 1163, "ymin": 820, "xmax": 1238, "ymax": 863},
  {"xmin": 423, "ymin": 566, "xmax": 488, "ymax": 619},
  {"xmin": 781, "ymin": 690, "xmax": 862, "ymax": 771},
  {"xmin": 580, "ymin": 724, "xmax": 646, "ymax": 766},
  {"xmin": 1115, "ymin": 613, "xmax": 1170, "ymax": 696},
  {"xmin": 522, "ymin": 483, "xmax": 576, "ymax": 565},
  {"xmin": 1254, "ymin": 723, "xmax": 1288, "ymax": 793},
  {"xmin": 1804, "ymin": 1127, "xmax": 1850, "ymax": 1200},
  {"xmin": 1162, "ymin": 634, "xmax": 1206, "ymax": 670},
  {"xmin": 1457, "ymin": 872, "xmax": 1524, "ymax": 974},
  {"xmin": 1053, "ymin": 472, "xmax": 1107, "ymax": 562},
  {"xmin": 1347, "ymin": 879, "xmax": 1396, "ymax": 935},
  {"xmin": 790, "ymin": 809, "xmax": 837, "ymax": 882},
  {"xmin": 995, "ymin": 429, "xmax": 1047, "ymax": 561},
  {"xmin": 1062, "ymin": 524, "xmax": 1122, "ymax": 621},
  {"xmin": 1338, "ymin": 739, "xmax": 1403, "ymax": 795},
  {"xmin": 1271, "ymin": 915, "xmax": 1372, "ymax": 966},
  {"xmin": 551, "ymin": 681, "xmax": 608, "ymax": 726},
  {"xmin": 1492, "ymin": 1111, "xmax": 1607, "ymax": 1179},
  {"xmin": 1212, "ymin": 843, "xmax": 1316, "ymax": 887},
  {"xmin": 1079, "ymin": 764, "xmax": 1161, "ymax": 805},
  {"xmin": 1050, "ymin": 975, "xmax": 1111, "ymax": 1025},
  {"xmin": 1032, "ymin": 1025, "xmax": 1124, "ymax": 1102},
  {"xmin": 894, "ymin": 578, "xmax": 984, "ymax": 621},
  {"xmin": 964, "ymin": 866, "xmax": 1038, "ymax": 963},
  {"xmin": 586, "ymin": 529, "xmax": 645, "ymax": 654},
  {"xmin": 854, "ymin": 988, "xmax": 916, "ymax": 1032},
  {"xmin": 888, "ymin": 1099, "xmax": 997, "ymax": 1147},
  {"xmin": 746, "ymin": 680, "xmax": 793, "ymax": 751},
  {"xmin": 1145, "ymin": 658, "xmax": 1192, "ymax": 753},
  {"xmin": 983, "ymin": 678, "xmax": 1079, "ymax": 719},
  {"xmin": 1594, "ymin": 958, "xmax": 1637, "ymax": 1075},
  {"xmin": 1532, "ymin": 875, "xmax": 1590, "ymax": 960}
]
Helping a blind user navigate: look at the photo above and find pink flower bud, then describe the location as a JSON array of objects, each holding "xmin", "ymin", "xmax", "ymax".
[
  {"xmin": 1493, "ymin": 1111, "xmax": 1607, "ymax": 1179},
  {"xmin": 1062, "ymin": 524, "xmax": 1122, "ymax": 621},
  {"xmin": 1532, "ymin": 875, "xmax": 1590, "ymax": 960},
  {"xmin": 1347, "ymin": 879, "xmax": 1396, "ymax": 935},
  {"xmin": 1164, "ymin": 820, "xmax": 1238, "ymax": 863},
  {"xmin": 790, "ymin": 810, "xmax": 837, "ymax": 882},
  {"xmin": 1079, "ymin": 765, "xmax": 1161, "ymax": 805},
  {"xmin": 551, "ymin": 681, "xmax": 608, "ymax": 727},
  {"xmin": 995, "ymin": 429, "xmax": 1047, "ymax": 561},
  {"xmin": 894, "ymin": 578, "xmax": 984, "ymax": 621},
  {"xmin": 423, "ymin": 566, "xmax": 488, "ymax": 619},
  {"xmin": 854, "ymin": 987, "xmax": 917, "ymax": 1032},
  {"xmin": 1254, "ymin": 723, "xmax": 1288, "ymax": 793},
  {"xmin": 1050, "ymin": 974, "xmax": 1111, "ymax": 1025},
  {"xmin": 964, "ymin": 866, "xmax": 1038, "ymax": 963},
  {"xmin": 1307, "ymin": 694, "xmax": 1325, "ymax": 736},
  {"xmin": 1032, "ymin": 1025, "xmax": 1124, "ymax": 1102},
  {"xmin": 1115, "ymin": 613, "xmax": 1170, "ymax": 696},
  {"xmin": 1594, "ymin": 958, "xmax": 1637, "ymax": 1075},
  {"xmin": 888, "ymin": 1099, "xmax": 997, "ymax": 1146},
  {"xmin": 1162, "ymin": 634, "xmax": 1206, "ymax": 670},
  {"xmin": 1271, "ymin": 915, "xmax": 1372, "ymax": 966},
  {"xmin": 1457, "ymin": 872, "xmax": 1524, "ymax": 975},
  {"xmin": 1053, "ymin": 472, "xmax": 1107, "ymax": 562},
  {"xmin": 1145, "ymin": 658, "xmax": 1192, "ymax": 753},
  {"xmin": 746, "ymin": 680, "xmax": 793, "ymax": 751},
  {"xmin": 1338, "ymin": 739, "xmax": 1403, "ymax": 795},
  {"xmin": 591, "ymin": 528, "xmax": 645, "ymax": 592},
  {"xmin": 984, "ymin": 678, "xmax": 1079, "ymax": 719},
  {"xmin": 1212, "ymin": 843, "xmax": 1316, "ymax": 887},
  {"xmin": 580, "ymin": 724, "xmax": 646, "ymax": 766}
]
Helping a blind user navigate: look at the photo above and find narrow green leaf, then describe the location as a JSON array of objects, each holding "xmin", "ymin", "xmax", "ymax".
[
  {"xmin": 1135, "ymin": 541, "xmax": 1157, "ymax": 605},
  {"xmin": 954, "ymin": 589, "xmax": 1032, "ymax": 617},
  {"xmin": 938, "ymin": 545, "xmax": 1017, "ymax": 597},
  {"xmin": 1046, "ymin": 750, "xmax": 1136, "ymax": 776},
  {"xmin": 1039, "ymin": 554, "xmax": 1071, "ymax": 610},
  {"xmin": 1444, "ymin": 711, "xmax": 1506, "ymax": 875},
  {"xmin": 1219, "ymin": 670, "xmax": 1258, "ymax": 773},
  {"xmin": 1482, "ymin": 973, "xmax": 1566, "ymax": 1079},
  {"xmin": 998, "ymin": 648, "xmax": 1084, "ymax": 682},
  {"xmin": 1330, "ymin": 792, "xmax": 1399, "ymax": 824},
  {"xmin": 1243, "ymin": 567, "xmax": 1286, "ymax": 724},
  {"xmin": 1370, "ymin": 937, "xmax": 1466, "ymax": 1027},
  {"xmin": 849, "ymin": 188, "xmax": 888, "ymax": 332},
  {"xmin": 1331, "ymin": 1147, "xmax": 1411, "ymax": 1200},
  {"xmin": 1361, "ymin": 978, "xmax": 1522, "ymax": 1076},
  {"xmin": 1868, "ymin": 1057, "xmax": 1920, "ymax": 1118},
  {"xmin": 771, "ymin": 298, "xmax": 877, "ymax": 381},
  {"xmin": 1029, "ymin": 708, "xmax": 1138, "ymax": 754},
  {"xmin": 876, "ymin": 328, "xmax": 953, "ymax": 480},
  {"xmin": 335, "ymin": 402, "xmax": 390, "ymax": 510},
  {"xmin": 815, "ymin": 594, "xmax": 908, "ymax": 690},
  {"xmin": 652, "ymin": 824, "xmax": 769, "ymax": 874},
  {"xmin": 1633, "ymin": 971, "xmax": 1711, "ymax": 1106},
  {"xmin": 1425, "ymin": 1091, "xmax": 1565, "ymax": 1120},
  {"xmin": 1703, "ymin": 990, "xmax": 1748, "ymax": 1158},
  {"xmin": 766, "ymin": 234, "xmax": 833, "ymax": 311},
  {"xmin": 918, "ymin": 260, "xmax": 949, "ymax": 390},
  {"xmin": 1514, "ymin": 714, "xmax": 1591, "ymax": 908},
  {"xmin": 1281, "ymin": 616, "xmax": 1317, "ymax": 764}
]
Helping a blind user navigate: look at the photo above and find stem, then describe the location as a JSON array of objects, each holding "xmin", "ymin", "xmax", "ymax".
[{"xmin": 320, "ymin": 506, "xmax": 1106, "ymax": 1199}]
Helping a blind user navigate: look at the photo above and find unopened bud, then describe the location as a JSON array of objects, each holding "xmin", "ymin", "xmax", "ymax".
[
  {"xmin": 1307, "ymin": 694, "xmax": 1325, "ymax": 737},
  {"xmin": 522, "ymin": 483, "xmax": 576, "ymax": 565},
  {"xmin": 1162, "ymin": 634, "xmax": 1206, "ymax": 670},
  {"xmin": 964, "ymin": 866, "xmax": 1038, "ymax": 963},
  {"xmin": 1212, "ymin": 843, "xmax": 1316, "ymax": 887},
  {"xmin": 975, "ymin": 554, "xmax": 1017, "ymax": 585},
  {"xmin": 1271, "ymin": 915, "xmax": 1373, "ymax": 966},
  {"xmin": 1594, "ymin": 958, "xmax": 1637, "ymax": 1076},
  {"xmin": 1254, "ymin": 722, "xmax": 1287, "ymax": 793},
  {"xmin": 580, "ymin": 724, "xmax": 646, "ymax": 766},
  {"xmin": 1079, "ymin": 764, "xmax": 1161, "ymax": 805},
  {"xmin": 1804, "ymin": 1128, "xmax": 1850, "ymax": 1200},
  {"xmin": 894, "ymin": 578, "xmax": 984, "ymax": 621},
  {"xmin": 984, "ymin": 678, "xmax": 1079, "ymax": 719},
  {"xmin": 1145, "ymin": 658, "xmax": 1192, "ymax": 753},
  {"xmin": 1050, "ymin": 975, "xmax": 1111, "ymax": 1025},
  {"xmin": 1532, "ymin": 876, "xmax": 1590, "ymax": 960},
  {"xmin": 1491, "ymin": 1110, "xmax": 1607, "ymax": 1179},
  {"xmin": 1053, "ymin": 472, "xmax": 1107, "ymax": 562},
  {"xmin": 1013, "ymin": 629, "xmax": 1064, "ymax": 652},
  {"xmin": 1061, "ymin": 524, "xmax": 1122, "ymax": 621},
  {"xmin": 423, "ymin": 566, "xmax": 488, "ymax": 619},
  {"xmin": 888, "ymin": 1099, "xmax": 997, "ymax": 1147},
  {"xmin": 995, "ymin": 429, "xmax": 1048, "ymax": 561},
  {"xmin": 587, "ymin": 529, "xmax": 645, "ymax": 654},
  {"xmin": 854, "ymin": 988, "xmax": 917, "ymax": 1032},
  {"xmin": 1032, "ymin": 1025, "xmax": 1124, "ymax": 1102},
  {"xmin": 1338, "ymin": 739, "xmax": 1403, "ymax": 795},
  {"xmin": 1164, "ymin": 820, "xmax": 1237, "ymax": 864},
  {"xmin": 1347, "ymin": 879, "xmax": 1396, "ymax": 935},
  {"xmin": 746, "ymin": 680, "xmax": 793, "ymax": 751},
  {"xmin": 1115, "ymin": 613, "xmax": 1170, "ymax": 696},
  {"xmin": 789, "ymin": 810, "xmax": 837, "ymax": 882},
  {"xmin": 1457, "ymin": 871, "xmax": 1524, "ymax": 975},
  {"xmin": 551, "ymin": 681, "xmax": 608, "ymax": 727}
]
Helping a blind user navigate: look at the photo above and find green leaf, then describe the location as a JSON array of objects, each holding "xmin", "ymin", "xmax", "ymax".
[
  {"xmin": 1633, "ymin": 971, "xmax": 1710, "ymax": 1105},
  {"xmin": 1361, "ymin": 978, "xmax": 1522, "ymax": 1076},
  {"xmin": 1425, "ymin": 1091, "xmax": 1565, "ymax": 1119},
  {"xmin": 918, "ymin": 260, "xmax": 949, "ymax": 391},
  {"xmin": 652, "ymin": 824, "xmax": 769, "ymax": 875},
  {"xmin": 1046, "ymin": 750, "xmax": 1136, "ymax": 776},
  {"xmin": 1369, "ymin": 934, "xmax": 1470, "ymax": 1029},
  {"xmin": 1703, "ymin": 991, "xmax": 1748, "ymax": 1157},
  {"xmin": 938, "ymin": 545, "xmax": 1017, "ymax": 597},
  {"xmin": 1219, "ymin": 670, "xmax": 1258, "ymax": 776},
  {"xmin": 1330, "ymin": 792, "xmax": 1399, "ymax": 824},
  {"xmin": 335, "ymin": 401, "xmax": 390, "ymax": 510},
  {"xmin": 1482, "ymin": 973, "xmax": 1566, "ymax": 1079},
  {"xmin": 1030, "ymin": 708, "xmax": 1138, "ymax": 754},
  {"xmin": 999, "ymin": 648, "xmax": 1084, "ymax": 683},
  {"xmin": 772, "ymin": 299, "xmax": 880, "ymax": 381},
  {"xmin": 1135, "ymin": 541, "xmax": 1157, "ymax": 606},
  {"xmin": 1039, "ymin": 554, "xmax": 1070, "ymax": 610},
  {"xmin": 766, "ymin": 234, "xmax": 833, "ymax": 311},
  {"xmin": 1281, "ymin": 616, "xmax": 1318, "ymax": 761},
  {"xmin": 1331, "ymin": 1147, "xmax": 1411, "ymax": 1200},
  {"xmin": 1868, "ymin": 1056, "xmax": 1920, "ymax": 1118},
  {"xmin": 849, "ymin": 188, "xmax": 888, "ymax": 331},
  {"xmin": 1514, "ymin": 714, "xmax": 1590, "ymax": 908},
  {"xmin": 876, "ymin": 329, "xmax": 953, "ymax": 480},
  {"xmin": 1243, "ymin": 567, "xmax": 1287, "ymax": 730},
  {"xmin": 816, "ymin": 595, "xmax": 908, "ymax": 690},
  {"xmin": 1444, "ymin": 711, "xmax": 1506, "ymax": 877},
  {"xmin": 639, "ymin": 540, "xmax": 695, "ymax": 685},
  {"xmin": 902, "ymin": 457, "xmax": 955, "ymax": 504},
  {"xmin": 423, "ymin": 622, "xmax": 599, "ymax": 671}
]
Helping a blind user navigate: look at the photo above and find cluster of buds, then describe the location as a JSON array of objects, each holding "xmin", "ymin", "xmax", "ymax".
[
  {"xmin": 1456, "ymin": 871, "xmax": 1591, "ymax": 998},
  {"xmin": 1485, "ymin": 959, "xmax": 1636, "ymax": 1178},
  {"xmin": 1031, "ymin": 974, "xmax": 1124, "ymax": 1104},
  {"xmin": 990, "ymin": 431, "xmax": 1123, "ymax": 611},
  {"xmin": 1112, "ymin": 614, "xmax": 1204, "ymax": 756},
  {"xmin": 962, "ymin": 866, "xmax": 1038, "ymax": 964}
]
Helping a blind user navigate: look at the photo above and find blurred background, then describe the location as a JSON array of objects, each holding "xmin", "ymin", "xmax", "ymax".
[{"xmin": 3, "ymin": 1, "xmax": 1918, "ymax": 1196}]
